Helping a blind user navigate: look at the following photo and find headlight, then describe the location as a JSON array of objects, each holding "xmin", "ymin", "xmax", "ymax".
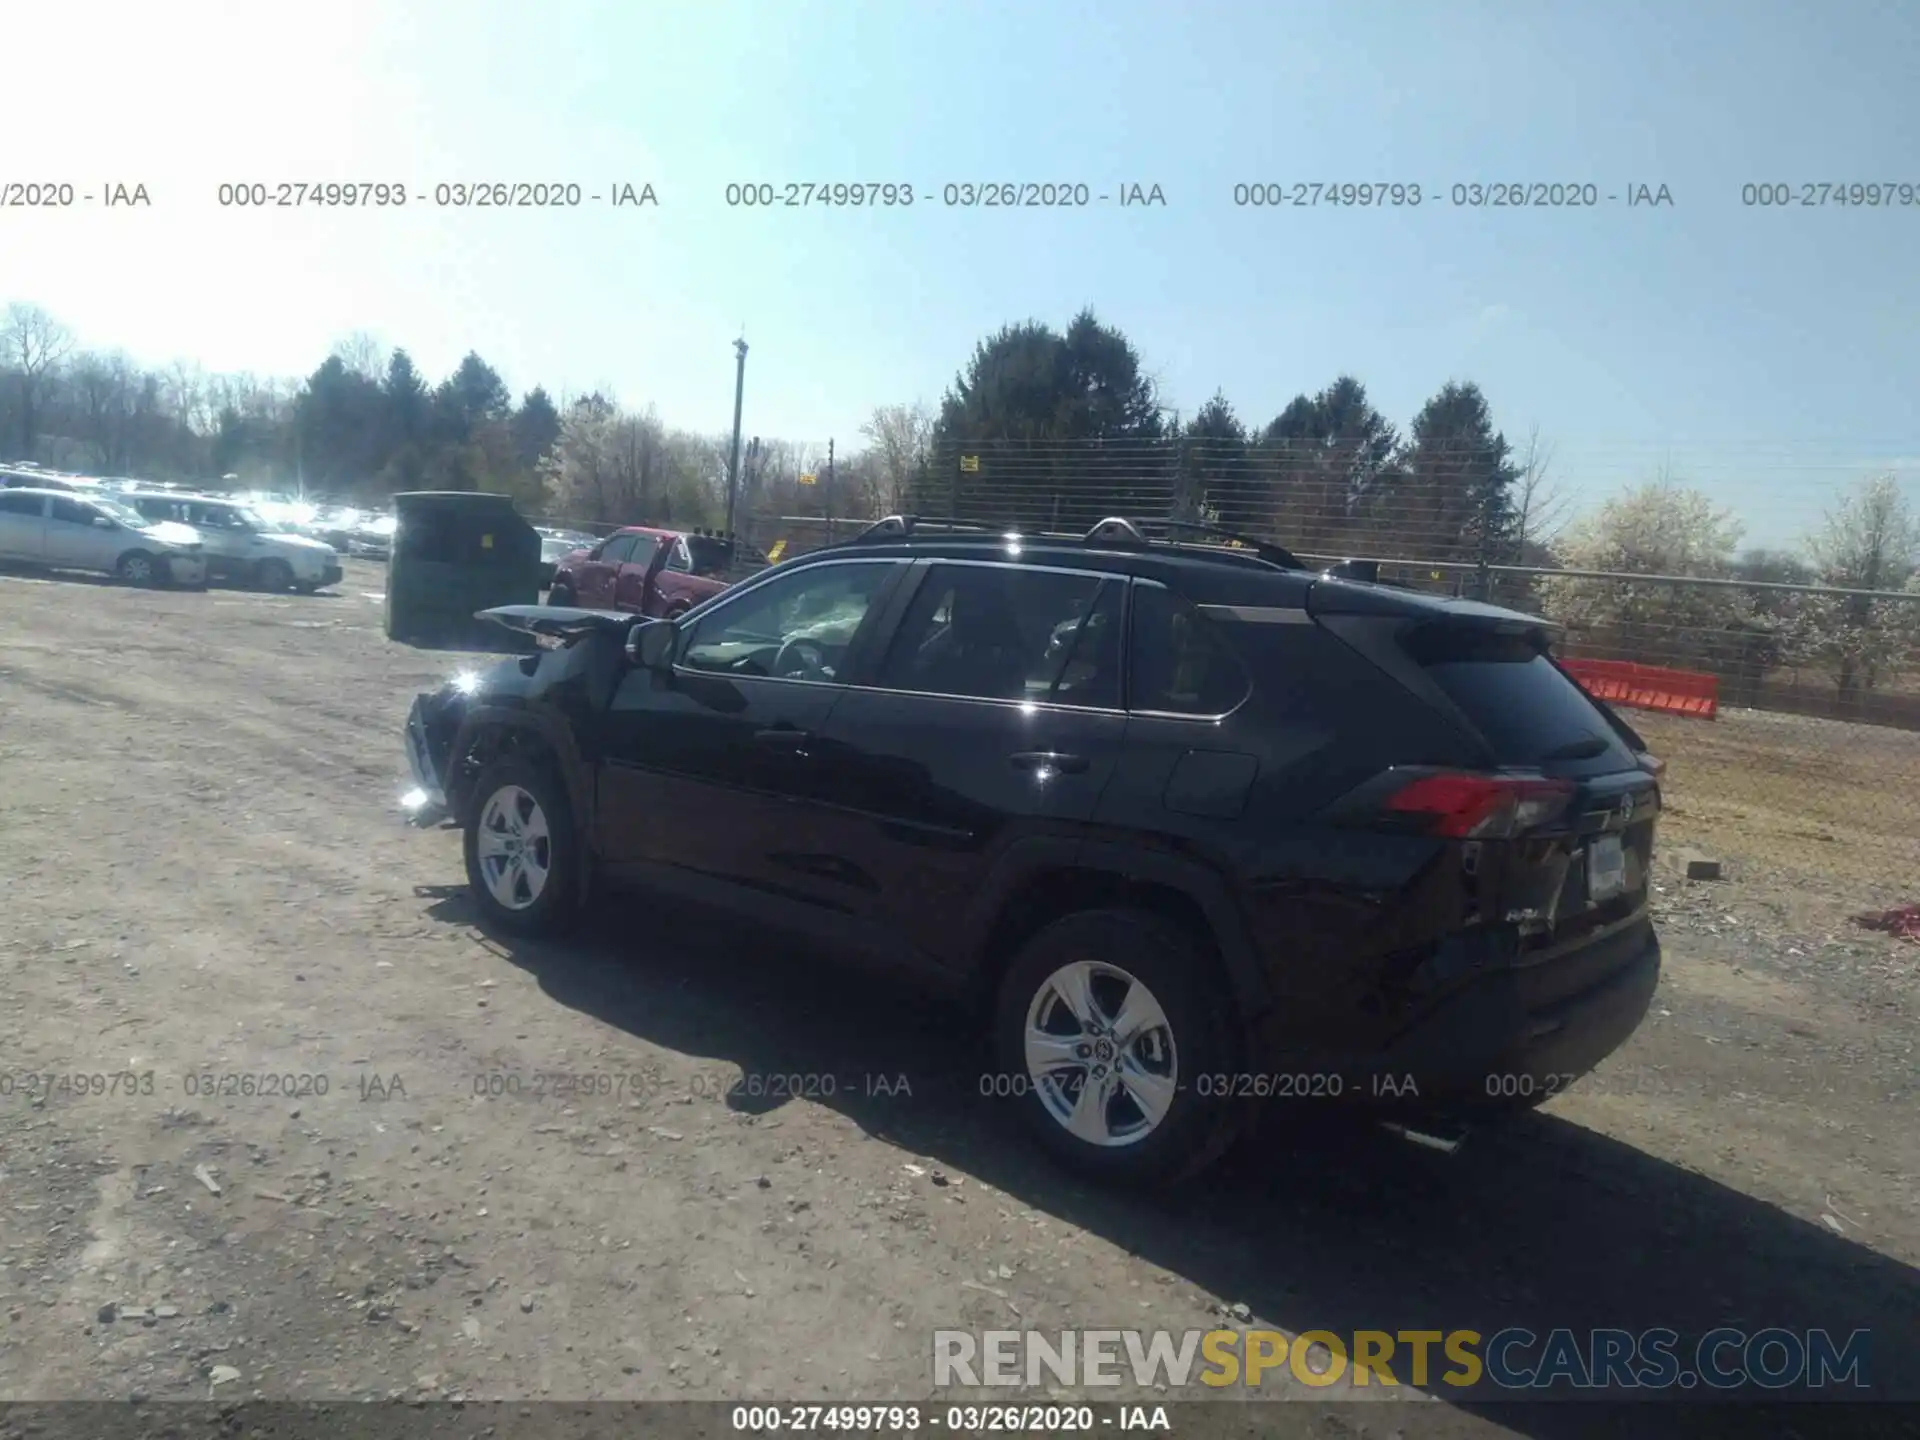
[{"xmin": 451, "ymin": 670, "xmax": 483, "ymax": 696}]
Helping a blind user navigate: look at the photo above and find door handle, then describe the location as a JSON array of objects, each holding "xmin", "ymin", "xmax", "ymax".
[
  {"xmin": 1009, "ymin": 751, "xmax": 1089, "ymax": 775},
  {"xmin": 755, "ymin": 727, "xmax": 811, "ymax": 748}
]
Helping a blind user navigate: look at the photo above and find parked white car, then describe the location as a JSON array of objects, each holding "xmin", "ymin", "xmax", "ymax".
[
  {"xmin": 0, "ymin": 487, "xmax": 207, "ymax": 586},
  {"xmin": 121, "ymin": 490, "xmax": 343, "ymax": 591}
]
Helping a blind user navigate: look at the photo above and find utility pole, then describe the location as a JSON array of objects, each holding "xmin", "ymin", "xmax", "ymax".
[
  {"xmin": 824, "ymin": 438, "xmax": 835, "ymax": 542},
  {"xmin": 724, "ymin": 337, "xmax": 748, "ymax": 536}
]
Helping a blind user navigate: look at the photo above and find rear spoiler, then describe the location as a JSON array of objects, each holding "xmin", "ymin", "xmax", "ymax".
[{"xmin": 477, "ymin": 605, "xmax": 634, "ymax": 640}]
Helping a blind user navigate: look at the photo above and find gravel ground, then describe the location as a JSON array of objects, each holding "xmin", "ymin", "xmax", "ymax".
[{"xmin": 1, "ymin": 560, "xmax": 1916, "ymax": 1439}]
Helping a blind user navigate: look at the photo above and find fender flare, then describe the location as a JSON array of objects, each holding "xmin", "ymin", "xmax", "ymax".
[
  {"xmin": 447, "ymin": 704, "xmax": 596, "ymax": 882},
  {"xmin": 959, "ymin": 836, "xmax": 1273, "ymax": 1020}
]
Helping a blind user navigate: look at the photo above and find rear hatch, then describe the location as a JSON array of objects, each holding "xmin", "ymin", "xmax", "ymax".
[{"xmin": 1311, "ymin": 581, "xmax": 1661, "ymax": 958}]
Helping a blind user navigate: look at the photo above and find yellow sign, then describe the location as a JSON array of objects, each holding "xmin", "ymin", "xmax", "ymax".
[
  {"xmin": 798, "ymin": 472, "xmax": 817, "ymax": 485},
  {"xmin": 959, "ymin": 455, "xmax": 980, "ymax": 473},
  {"xmin": 767, "ymin": 539, "xmax": 787, "ymax": 562},
  {"xmin": 480, "ymin": 534, "xmax": 493, "ymax": 548}
]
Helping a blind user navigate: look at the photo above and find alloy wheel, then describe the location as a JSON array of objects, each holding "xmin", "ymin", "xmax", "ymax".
[
  {"xmin": 475, "ymin": 785, "xmax": 552, "ymax": 911},
  {"xmin": 1024, "ymin": 959, "xmax": 1179, "ymax": 1147}
]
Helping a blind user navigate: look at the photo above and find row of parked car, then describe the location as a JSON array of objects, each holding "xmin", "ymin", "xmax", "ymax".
[{"xmin": 0, "ymin": 467, "xmax": 344, "ymax": 591}]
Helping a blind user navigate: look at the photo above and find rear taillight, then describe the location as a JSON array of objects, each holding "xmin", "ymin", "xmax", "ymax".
[{"xmin": 1383, "ymin": 772, "xmax": 1576, "ymax": 838}]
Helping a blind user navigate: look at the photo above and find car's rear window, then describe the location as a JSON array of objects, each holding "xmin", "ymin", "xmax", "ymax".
[
  {"xmin": 1407, "ymin": 627, "xmax": 1638, "ymax": 773},
  {"xmin": 686, "ymin": 536, "xmax": 735, "ymax": 576}
]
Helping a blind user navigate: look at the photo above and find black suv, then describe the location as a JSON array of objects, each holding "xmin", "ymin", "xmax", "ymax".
[{"xmin": 398, "ymin": 516, "xmax": 1663, "ymax": 1186}]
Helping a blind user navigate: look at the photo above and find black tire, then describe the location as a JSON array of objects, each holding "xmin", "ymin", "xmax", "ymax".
[
  {"xmin": 548, "ymin": 584, "xmax": 576, "ymax": 608},
  {"xmin": 254, "ymin": 558, "xmax": 295, "ymax": 592},
  {"xmin": 115, "ymin": 550, "xmax": 161, "ymax": 586},
  {"xmin": 461, "ymin": 755, "xmax": 583, "ymax": 938},
  {"xmin": 294, "ymin": 580, "xmax": 321, "ymax": 595},
  {"xmin": 993, "ymin": 908, "xmax": 1245, "ymax": 1188}
]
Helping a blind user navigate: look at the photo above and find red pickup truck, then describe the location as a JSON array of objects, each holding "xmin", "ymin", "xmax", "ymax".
[{"xmin": 547, "ymin": 526, "xmax": 770, "ymax": 618}]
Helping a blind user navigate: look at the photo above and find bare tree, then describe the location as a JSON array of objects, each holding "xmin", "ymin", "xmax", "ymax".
[
  {"xmin": 331, "ymin": 332, "xmax": 386, "ymax": 383},
  {"xmin": 859, "ymin": 402, "xmax": 933, "ymax": 515},
  {"xmin": 3, "ymin": 303, "xmax": 75, "ymax": 458},
  {"xmin": 1510, "ymin": 425, "xmax": 1573, "ymax": 557},
  {"xmin": 607, "ymin": 407, "xmax": 671, "ymax": 518}
]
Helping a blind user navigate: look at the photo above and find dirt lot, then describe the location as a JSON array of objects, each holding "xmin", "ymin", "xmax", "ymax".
[{"xmin": 1, "ymin": 559, "xmax": 1916, "ymax": 1438}]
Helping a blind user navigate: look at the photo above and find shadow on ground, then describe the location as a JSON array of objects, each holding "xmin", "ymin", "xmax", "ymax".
[{"xmin": 420, "ymin": 888, "xmax": 1920, "ymax": 1439}]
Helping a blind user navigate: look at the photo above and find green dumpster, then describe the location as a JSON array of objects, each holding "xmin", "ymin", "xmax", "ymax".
[{"xmin": 384, "ymin": 491, "xmax": 543, "ymax": 648}]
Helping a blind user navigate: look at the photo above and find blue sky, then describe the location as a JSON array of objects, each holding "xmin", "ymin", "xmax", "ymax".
[{"xmin": 7, "ymin": 0, "xmax": 1917, "ymax": 548}]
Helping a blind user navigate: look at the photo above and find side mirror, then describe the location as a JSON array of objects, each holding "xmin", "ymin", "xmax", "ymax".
[
  {"xmin": 626, "ymin": 618, "xmax": 679, "ymax": 670},
  {"xmin": 92, "ymin": 515, "xmax": 116, "ymax": 529}
]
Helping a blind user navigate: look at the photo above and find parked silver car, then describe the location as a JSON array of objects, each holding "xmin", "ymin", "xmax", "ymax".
[
  {"xmin": 0, "ymin": 487, "xmax": 207, "ymax": 586},
  {"xmin": 120, "ymin": 490, "xmax": 342, "ymax": 591}
]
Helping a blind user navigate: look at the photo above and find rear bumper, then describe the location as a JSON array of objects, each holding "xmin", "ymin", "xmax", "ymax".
[
  {"xmin": 1253, "ymin": 916, "xmax": 1660, "ymax": 1112},
  {"xmin": 1359, "ymin": 919, "xmax": 1661, "ymax": 1111}
]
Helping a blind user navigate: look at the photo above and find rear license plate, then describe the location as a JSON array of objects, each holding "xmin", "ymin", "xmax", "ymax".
[{"xmin": 1588, "ymin": 834, "xmax": 1626, "ymax": 901}]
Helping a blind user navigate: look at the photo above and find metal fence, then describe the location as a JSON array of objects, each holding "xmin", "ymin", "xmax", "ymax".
[
  {"xmin": 533, "ymin": 436, "xmax": 1919, "ymax": 916},
  {"xmin": 720, "ymin": 441, "xmax": 1920, "ymax": 916}
]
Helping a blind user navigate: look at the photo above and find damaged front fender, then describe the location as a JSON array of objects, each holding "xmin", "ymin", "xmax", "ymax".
[{"xmin": 400, "ymin": 690, "xmax": 458, "ymax": 826}]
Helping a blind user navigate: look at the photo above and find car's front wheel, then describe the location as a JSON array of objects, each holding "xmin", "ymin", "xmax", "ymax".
[
  {"xmin": 116, "ymin": 550, "xmax": 160, "ymax": 586},
  {"xmin": 994, "ymin": 908, "xmax": 1245, "ymax": 1188},
  {"xmin": 254, "ymin": 558, "xmax": 295, "ymax": 592},
  {"xmin": 461, "ymin": 756, "xmax": 582, "ymax": 937}
]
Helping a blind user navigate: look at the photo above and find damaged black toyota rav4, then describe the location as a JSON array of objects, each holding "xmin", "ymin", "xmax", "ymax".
[{"xmin": 399, "ymin": 515, "xmax": 1664, "ymax": 1187}]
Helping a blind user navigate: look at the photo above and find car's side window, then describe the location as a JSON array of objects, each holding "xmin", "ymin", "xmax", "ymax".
[
  {"xmin": 872, "ymin": 564, "xmax": 1123, "ymax": 707},
  {"xmin": 597, "ymin": 534, "xmax": 637, "ymax": 566},
  {"xmin": 679, "ymin": 561, "xmax": 896, "ymax": 681},
  {"xmin": 665, "ymin": 538, "xmax": 691, "ymax": 572},
  {"xmin": 49, "ymin": 496, "xmax": 95, "ymax": 526},
  {"xmin": 0, "ymin": 491, "xmax": 43, "ymax": 515},
  {"xmin": 1128, "ymin": 582, "xmax": 1252, "ymax": 716},
  {"xmin": 625, "ymin": 534, "xmax": 660, "ymax": 571}
]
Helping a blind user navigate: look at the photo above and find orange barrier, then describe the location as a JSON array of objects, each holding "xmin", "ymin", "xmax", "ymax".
[{"xmin": 1561, "ymin": 658, "xmax": 1719, "ymax": 720}]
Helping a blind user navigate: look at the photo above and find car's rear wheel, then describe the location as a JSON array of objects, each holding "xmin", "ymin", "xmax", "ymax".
[
  {"xmin": 994, "ymin": 908, "xmax": 1245, "ymax": 1187},
  {"xmin": 462, "ymin": 756, "xmax": 582, "ymax": 937},
  {"xmin": 254, "ymin": 558, "xmax": 295, "ymax": 592},
  {"xmin": 116, "ymin": 551, "xmax": 160, "ymax": 586}
]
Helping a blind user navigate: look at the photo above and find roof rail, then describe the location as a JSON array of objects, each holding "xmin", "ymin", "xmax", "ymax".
[
  {"xmin": 850, "ymin": 514, "xmax": 1010, "ymax": 543},
  {"xmin": 837, "ymin": 511, "xmax": 1307, "ymax": 569},
  {"xmin": 1091, "ymin": 516, "xmax": 1305, "ymax": 571}
]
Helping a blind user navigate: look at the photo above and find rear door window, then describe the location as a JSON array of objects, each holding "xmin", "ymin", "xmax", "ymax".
[
  {"xmin": 875, "ymin": 563, "xmax": 1123, "ymax": 708},
  {"xmin": 1127, "ymin": 582, "xmax": 1251, "ymax": 716},
  {"xmin": 1406, "ymin": 627, "xmax": 1639, "ymax": 774}
]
